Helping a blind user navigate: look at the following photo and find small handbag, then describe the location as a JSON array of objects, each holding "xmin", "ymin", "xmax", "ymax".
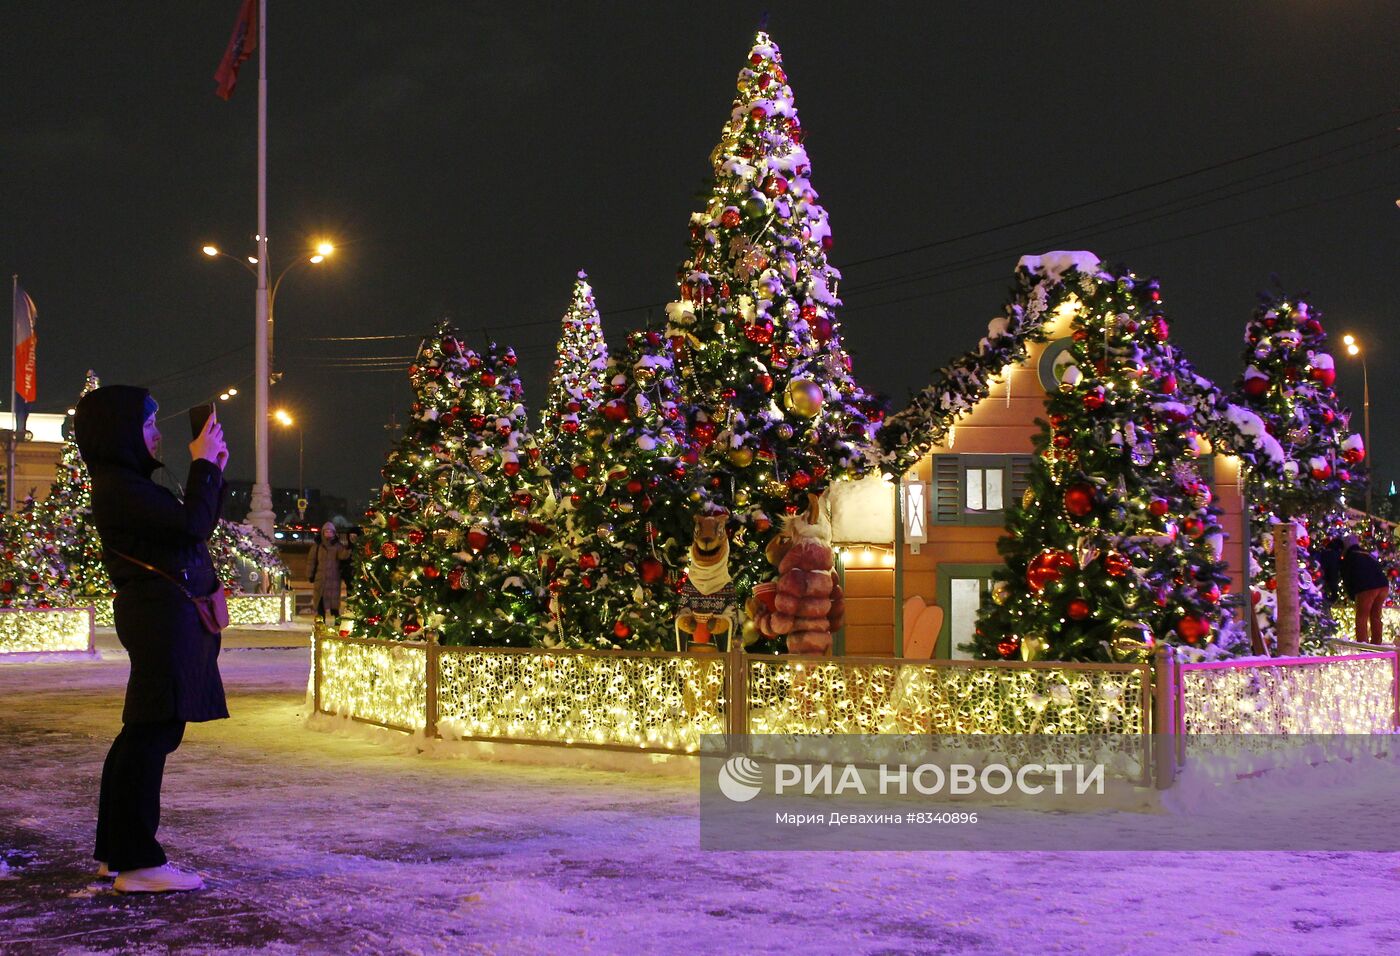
[{"xmin": 109, "ymin": 549, "xmax": 231, "ymax": 634}]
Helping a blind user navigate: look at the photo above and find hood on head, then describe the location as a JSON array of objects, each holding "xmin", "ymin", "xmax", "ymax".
[{"xmin": 74, "ymin": 385, "xmax": 162, "ymax": 476}]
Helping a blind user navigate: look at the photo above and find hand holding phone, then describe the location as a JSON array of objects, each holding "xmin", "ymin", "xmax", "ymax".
[{"xmin": 189, "ymin": 406, "xmax": 229, "ymax": 470}]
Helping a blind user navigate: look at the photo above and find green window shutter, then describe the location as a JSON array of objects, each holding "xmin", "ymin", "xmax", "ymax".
[
  {"xmin": 932, "ymin": 455, "xmax": 963, "ymax": 525},
  {"xmin": 1009, "ymin": 455, "xmax": 1034, "ymax": 508}
]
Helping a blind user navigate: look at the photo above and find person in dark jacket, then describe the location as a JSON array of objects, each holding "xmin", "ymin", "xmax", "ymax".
[
  {"xmin": 74, "ymin": 386, "xmax": 229, "ymax": 893},
  {"xmin": 1340, "ymin": 534, "xmax": 1389, "ymax": 645},
  {"xmin": 1317, "ymin": 538, "xmax": 1344, "ymax": 606}
]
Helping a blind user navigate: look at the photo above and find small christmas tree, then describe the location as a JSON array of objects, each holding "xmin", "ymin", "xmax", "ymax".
[
  {"xmin": 1232, "ymin": 291, "xmax": 1361, "ymax": 654},
  {"xmin": 664, "ymin": 30, "xmax": 883, "ymax": 592},
  {"xmin": 975, "ymin": 260, "xmax": 1239, "ymax": 662},
  {"xmin": 547, "ymin": 327, "xmax": 695, "ymax": 649},
  {"xmin": 0, "ymin": 499, "xmax": 70, "ymax": 608},
  {"xmin": 353, "ymin": 323, "xmax": 493, "ymax": 640},
  {"xmin": 540, "ymin": 271, "xmax": 609, "ymax": 485}
]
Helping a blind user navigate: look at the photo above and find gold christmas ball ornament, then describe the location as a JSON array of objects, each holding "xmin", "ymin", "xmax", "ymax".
[
  {"xmin": 1019, "ymin": 634, "xmax": 1048, "ymax": 662},
  {"xmin": 1108, "ymin": 620, "xmax": 1154, "ymax": 662},
  {"xmin": 783, "ymin": 378, "xmax": 824, "ymax": 418},
  {"xmin": 728, "ymin": 446, "xmax": 756, "ymax": 467},
  {"xmin": 1022, "ymin": 487, "xmax": 1036, "ymax": 510},
  {"xmin": 991, "ymin": 580, "xmax": 1011, "ymax": 605}
]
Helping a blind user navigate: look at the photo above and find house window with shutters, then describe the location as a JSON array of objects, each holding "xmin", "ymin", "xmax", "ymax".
[{"xmin": 931, "ymin": 454, "xmax": 1033, "ymax": 526}]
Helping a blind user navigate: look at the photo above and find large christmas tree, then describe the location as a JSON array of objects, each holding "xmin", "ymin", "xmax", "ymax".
[
  {"xmin": 664, "ymin": 30, "xmax": 882, "ymax": 591},
  {"xmin": 1232, "ymin": 291, "xmax": 1360, "ymax": 653},
  {"xmin": 539, "ymin": 271, "xmax": 609, "ymax": 486},
  {"xmin": 42, "ymin": 371, "xmax": 109, "ymax": 598},
  {"xmin": 547, "ymin": 327, "xmax": 696, "ymax": 649},
  {"xmin": 974, "ymin": 259, "xmax": 1240, "ymax": 662},
  {"xmin": 355, "ymin": 330, "xmax": 552, "ymax": 645}
]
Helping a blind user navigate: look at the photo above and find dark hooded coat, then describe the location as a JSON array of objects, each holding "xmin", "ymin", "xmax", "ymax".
[{"xmin": 75, "ymin": 386, "xmax": 230, "ymax": 723}]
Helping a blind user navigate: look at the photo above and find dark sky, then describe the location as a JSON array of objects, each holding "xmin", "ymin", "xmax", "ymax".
[{"xmin": 4, "ymin": 1, "xmax": 1397, "ymax": 511}]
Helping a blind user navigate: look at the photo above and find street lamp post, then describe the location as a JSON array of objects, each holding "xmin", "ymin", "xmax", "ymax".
[
  {"xmin": 1343, "ymin": 335, "xmax": 1372, "ymax": 514},
  {"xmin": 203, "ymin": 241, "xmax": 332, "ymax": 535}
]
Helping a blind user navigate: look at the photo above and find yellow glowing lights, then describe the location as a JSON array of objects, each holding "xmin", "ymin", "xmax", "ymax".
[
  {"xmin": 273, "ymin": 409, "xmax": 295, "ymax": 427},
  {"xmin": 0, "ymin": 608, "xmax": 94, "ymax": 654},
  {"xmin": 201, "ymin": 245, "xmax": 219, "ymax": 257},
  {"xmin": 1179, "ymin": 656, "xmax": 1393, "ymax": 734},
  {"xmin": 315, "ymin": 241, "xmax": 335, "ymax": 257}
]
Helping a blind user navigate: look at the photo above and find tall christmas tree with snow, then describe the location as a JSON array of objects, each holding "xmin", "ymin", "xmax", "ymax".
[
  {"xmin": 1232, "ymin": 291, "xmax": 1361, "ymax": 653},
  {"xmin": 547, "ymin": 328, "xmax": 696, "ymax": 649},
  {"xmin": 43, "ymin": 371, "xmax": 110, "ymax": 599},
  {"xmin": 539, "ymin": 271, "xmax": 609, "ymax": 485},
  {"xmin": 974, "ymin": 258, "xmax": 1239, "ymax": 662},
  {"xmin": 664, "ymin": 30, "xmax": 882, "ymax": 591}
]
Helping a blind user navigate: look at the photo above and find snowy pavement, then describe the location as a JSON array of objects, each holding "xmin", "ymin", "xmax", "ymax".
[{"xmin": 3, "ymin": 650, "xmax": 1400, "ymax": 955}]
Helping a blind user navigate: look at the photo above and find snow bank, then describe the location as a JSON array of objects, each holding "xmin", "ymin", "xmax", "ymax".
[{"xmin": 1017, "ymin": 250, "xmax": 1102, "ymax": 281}]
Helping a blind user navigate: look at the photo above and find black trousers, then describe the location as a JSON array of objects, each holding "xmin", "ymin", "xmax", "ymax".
[{"xmin": 94, "ymin": 719, "xmax": 186, "ymax": 871}]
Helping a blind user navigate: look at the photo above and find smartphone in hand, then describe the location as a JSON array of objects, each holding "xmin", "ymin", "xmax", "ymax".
[{"xmin": 189, "ymin": 403, "xmax": 215, "ymax": 439}]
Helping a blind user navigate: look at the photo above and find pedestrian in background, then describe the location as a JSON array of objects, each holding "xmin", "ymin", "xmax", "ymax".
[
  {"xmin": 308, "ymin": 521, "xmax": 351, "ymax": 625},
  {"xmin": 75, "ymin": 387, "xmax": 229, "ymax": 893},
  {"xmin": 1341, "ymin": 533, "xmax": 1389, "ymax": 645},
  {"xmin": 1317, "ymin": 537, "xmax": 1344, "ymax": 607}
]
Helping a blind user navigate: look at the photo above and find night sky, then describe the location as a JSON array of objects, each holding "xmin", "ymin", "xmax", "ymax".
[{"xmin": 4, "ymin": 1, "xmax": 1397, "ymax": 511}]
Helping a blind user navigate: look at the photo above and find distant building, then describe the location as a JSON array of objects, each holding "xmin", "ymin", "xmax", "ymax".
[
  {"xmin": 223, "ymin": 482, "xmax": 351, "ymax": 534},
  {"xmin": 0, "ymin": 412, "xmax": 67, "ymax": 506}
]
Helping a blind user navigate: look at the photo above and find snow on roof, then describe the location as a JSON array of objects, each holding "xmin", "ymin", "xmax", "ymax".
[{"xmin": 1016, "ymin": 251, "xmax": 1103, "ymax": 282}]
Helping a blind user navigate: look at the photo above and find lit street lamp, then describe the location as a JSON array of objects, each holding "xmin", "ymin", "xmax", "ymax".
[
  {"xmin": 272, "ymin": 407, "xmax": 304, "ymax": 500},
  {"xmin": 1343, "ymin": 334, "xmax": 1372, "ymax": 514},
  {"xmin": 202, "ymin": 238, "xmax": 333, "ymax": 535}
]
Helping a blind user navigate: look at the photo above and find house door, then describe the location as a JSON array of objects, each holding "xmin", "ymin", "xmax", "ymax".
[{"xmin": 936, "ymin": 564, "xmax": 1001, "ymax": 659}]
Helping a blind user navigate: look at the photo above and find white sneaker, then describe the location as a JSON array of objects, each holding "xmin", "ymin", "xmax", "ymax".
[
  {"xmin": 113, "ymin": 863, "xmax": 204, "ymax": 893},
  {"xmin": 96, "ymin": 862, "xmax": 117, "ymax": 879}
]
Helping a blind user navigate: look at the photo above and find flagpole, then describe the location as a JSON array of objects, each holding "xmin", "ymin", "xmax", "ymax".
[
  {"xmin": 7, "ymin": 274, "xmax": 15, "ymax": 511},
  {"xmin": 248, "ymin": 0, "xmax": 275, "ymax": 536}
]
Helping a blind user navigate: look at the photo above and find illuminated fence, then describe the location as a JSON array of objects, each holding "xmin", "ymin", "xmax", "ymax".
[
  {"xmin": 436, "ymin": 646, "xmax": 727, "ymax": 752},
  {"xmin": 91, "ymin": 592, "xmax": 291, "ymax": 628},
  {"xmin": 746, "ymin": 656, "xmax": 1149, "ymax": 736},
  {"xmin": 311, "ymin": 634, "xmax": 1399, "ymax": 782},
  {"xmin": 1175, "ymin": 650, "xmax": 1397, "ymax": 735},
  {"xmin": 0, "ymin": 606, "xmax": 95, "ymax": 656}
]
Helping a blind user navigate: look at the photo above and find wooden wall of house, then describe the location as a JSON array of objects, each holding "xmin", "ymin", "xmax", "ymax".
[{"xmin": 841, "ymin": 566, "xmax": 896, "ymax": 655}]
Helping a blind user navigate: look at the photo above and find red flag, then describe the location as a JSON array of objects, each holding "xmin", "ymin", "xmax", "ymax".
[{"xmin": 214, "ymin": 0, "xmax": 258, "ymax": 100}]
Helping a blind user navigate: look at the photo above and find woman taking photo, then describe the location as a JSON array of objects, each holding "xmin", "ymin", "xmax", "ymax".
[{"xmin": 74, "ymin": 386, "xmax": 229, "ymax": 893}]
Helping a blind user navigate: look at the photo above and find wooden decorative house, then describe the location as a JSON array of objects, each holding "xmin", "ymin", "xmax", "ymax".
[{"xmin": 829, "ymin": 253, "xmax": 1262, "ymax": 659}]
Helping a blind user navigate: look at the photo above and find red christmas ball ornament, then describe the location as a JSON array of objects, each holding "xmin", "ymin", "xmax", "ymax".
[
  {"xmin": 1322, "ymin": 408, "xmax": 1336, "ymax": 425},
  {"xmin": 720, "ymin": 208, "xmax": 742, "ymax": 229},
  {"xmin": 1148, "ymin": 498, "xmax": 1170, "ymax": 517},
  {"xmin": 467, "ymin": 529, "xmax": 490, "ymax": 553},
  {"xmin": 571, "ymin": 464, "xmax": 589, "ymax": 481},
  {"xmin": 503, "ymin": 460, "xmax": 521, "ymax": 478},
  {"xmin": 1063, "ymin": 482, "xmax": 1097, "ymax": 518},
  {"xmin": 579, "ymin": 553, "xmax": 599, "ymax": 571},
  {"xmin": 1203, "ymin": 585, "xmax": 1221, "ymax": 605},
  {"xmin": 813, "ymin": 317, "xmax": 834, "ymax": 342},
  {"xmin": 407, "ymin": 529, "xmax": 425, "ymax": 545},
  {"xmin": 1310, "ymin": 366, "xmax": 1337, "ymax": 387},
  {"xmin": 613, "ymin": 620, "xmax": 633, "ymax": 640},
  {"xmin": 423, "ymin": 564, "xmax": 441, "ymax": 579},
  {"xmin": 1243, "ymin": 377, "xmax": 1269, "ymax": 397},
  {"xmin": 441, "ymin": 335, "xmax": 462, "ymax": 357},
  {"xmin": 1103, "ymin": 552, "xmax": 1133, "ymax": 578},
  {"xmin": 996, "ymin": 638, "xmax": 1020, "ymax": 660},
  {"xmin": 510, "ymin": 542, "xmax": 523, "ymax": 557},
  {"xmin": 749, "ymin": 105, "xmax": 767, "ymax": 121},
  {"xmin": 1066, "ymin": 598, "xmax": 1091, "ymax": 621},
  {"xmin": 744, "ymin": 320, "xmax": 775, "ymax": 344},
  {"xmin": 762, "ymin": 175, "xmax": 788, "ymax": 197},
  {"xmin": 481, "ymin": 372, "xmax": 497, "ymax": 387},
  {"xmin": 1027, "ymin": 550, "xmax": 1074, "ymax": 592},
  {"xmin": 1082, "ymin": 387, "xmax": 1106, "ymax": 411},
  {"xmin": 1310, "ymin": 462, "xmax": 1333, "ymax": 481},
  {"xmin": 602, "ymin": 401, "xmax": 629, "ymax": 422},
  {"xmin": 755, "ymin": 373, "xmax": 774, "ymax": 394},
  {"xmin": 1048, "ymin": 414, "xmax": 1067, "ymax": 428},
  {"xmin": 1250, "ymin": 589, "xmax": 1262, "ymax": 606},
  {"xmin": 640, "ymin": 557, "xmax": 664, "ymax": 584},
  {"xmin": 788, "ymin": 471, "xmax": 813, "ymax": 491},
  {"xmin": 626, "ymin": 479, "xmax": 643, "ymax": 495},
  {"xmin": 1159, "ymin": 373, "xmax": 1178, "ymax": 394},
  {"xmin": 1182, "ymin": 517, "xmax": 1206, "ymax": 539},
  {"xmin": 799, "ymin": 303, "xmax": 818, "ymax": 322},
  {"xmin": 403, "ymin": 623, "xmax": 421, "ymax": 635},
  {"xmin": 381, "ymin": 542, "xmax": 399, "ymax": 559},
  {"xmin": 1052, "ymin": 433, "xmax": 1072, "ymax": 450},
  {"xmin": 691, "ymin": 422, "xmax": 718, "ymax": 447},
  {"xmin": 1176, "ymin": 614, "xmax": 1210, "ymax": 644},
  {"xmin": 1151, "ymin": 316, "xmax": 1169, "ymax": 341}
]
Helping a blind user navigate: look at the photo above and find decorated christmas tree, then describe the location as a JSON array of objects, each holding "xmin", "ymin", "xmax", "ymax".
[
  {"xmin": 1232, "ymin": 291, "xmax": 1361, "ymax": 653},
  {"xmin": 0, "ymin": 500, "xmax": 71, "ymax": 608},
  {"xmin": 663, "ymin": 30, "xmax": 882, "ymax": 592},
  {"xmin": 39, "ymin": 371, "xmax": 110, "ymax": 599},
  {"xmin": 353, "ymin": 323, "xmax": 494, "ymax": 640},
  {"xmin": 539, "ymin": 271, "xmax": 609, "ymax": 485},
  {"xmin": 547, "ymin": 327, "xmax": 695, "ymax": 649},
  {"xmin": 974, "ymin": 259, "xmax": 1240, "ymax": 662},
  {"xmin": 209, "ymin": 521, "xmax": 287, "ymax": 594}
]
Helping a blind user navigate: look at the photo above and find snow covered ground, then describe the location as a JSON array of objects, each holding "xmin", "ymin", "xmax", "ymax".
[{"xmin": 3, "ymin": 649, "xmax": 1400, "ymax": 955}]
